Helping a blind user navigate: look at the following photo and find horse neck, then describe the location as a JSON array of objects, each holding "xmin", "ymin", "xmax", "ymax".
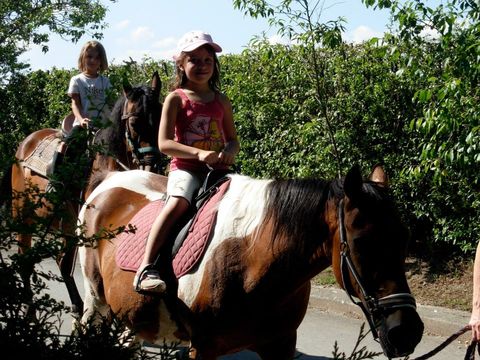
[
  {"xmin": 319, "ymin": 197, "xmax": 344, "ymax": 287},
  {"xmin": 242, "ymin": 215, "xmax": 331, "ymax": 295},
  {"xmin": 93, "ymin": 114, "xmax": 133, "ymax": 171}
]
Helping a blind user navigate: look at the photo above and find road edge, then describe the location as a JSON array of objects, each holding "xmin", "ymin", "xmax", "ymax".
[{"xmin": 309, "ymin": 285, "xmax": 472, "ymax": 343}]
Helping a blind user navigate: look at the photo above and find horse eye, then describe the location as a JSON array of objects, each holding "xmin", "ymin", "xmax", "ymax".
[
  {"xmin": 352, "ymin": 213, "xmax": 368, "ymax": 229},
  {"xmin": 353, "ymin": 236, "xmax": 371, "ymax": 249}
]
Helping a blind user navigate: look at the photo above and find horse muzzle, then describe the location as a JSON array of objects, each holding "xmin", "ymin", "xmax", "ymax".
[{"xmin": 375, "ymin": 294, "xmax": 424, "ymax": 358}]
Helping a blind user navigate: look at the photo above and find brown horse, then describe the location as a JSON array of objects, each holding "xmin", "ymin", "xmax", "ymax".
[
  {"xmin": 3, "ymin": 72, "xmax": 162, "ymax": 317},
  {"xmin": 78, "ymin": 165, "xmax": 424, "ymax": 359}
]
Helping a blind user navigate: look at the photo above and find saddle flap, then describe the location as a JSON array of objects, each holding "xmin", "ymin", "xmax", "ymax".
[
  {"xmin": 172, "ymin": 178, "xmax": 231, "ymax": 278},
  {"xmin": 115, "ymin": 178, "xmax": 231, "ymax": 279},
  {"xmin": 22, "ymin": 134, "xmax": 62, "ymax": 177},
  {"xmin": 115, "ymin": 199, "xmax": 165, "ymax": 271}
]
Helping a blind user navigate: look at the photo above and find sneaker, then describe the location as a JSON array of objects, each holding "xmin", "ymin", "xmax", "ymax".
[{"xmin": 133, "ymin": 266, "xmax": 167, "ymax": 293}]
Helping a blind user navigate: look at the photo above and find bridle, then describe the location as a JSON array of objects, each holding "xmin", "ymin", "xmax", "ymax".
[
  {"xmin": 337, "ymin": 198, "xmax": 417, "ymax": 341},
  {"xmin": 120, "ymin": 92, "xmax": 160, "ymax": 171}
]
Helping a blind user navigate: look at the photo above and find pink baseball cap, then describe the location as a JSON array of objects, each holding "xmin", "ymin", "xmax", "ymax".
[{"xmin": 173, "ymin": 30, "xmax": 222, "ymax": 60}]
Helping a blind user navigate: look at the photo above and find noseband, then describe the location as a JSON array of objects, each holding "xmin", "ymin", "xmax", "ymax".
[
  {"xmin": 121, "ymin": 95, "xmax": 160, "ymax": 170},
  {"xmin": 337, "ymin": 199, "xmax": 417, "ymax": 340}
]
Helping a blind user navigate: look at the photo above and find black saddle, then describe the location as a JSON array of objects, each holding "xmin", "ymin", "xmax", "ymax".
[{"xmin": 171, "ymin": 168, "xmax": 234, "ymax": 256}]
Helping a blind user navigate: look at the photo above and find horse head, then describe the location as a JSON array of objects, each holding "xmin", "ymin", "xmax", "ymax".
[
  {"xmin": 333, "ymin": 165, "xmax": 424, "ymax": 358},
  {"xmin": 121, "ymin": 71, "xmax": 162, "ymax": 172}
]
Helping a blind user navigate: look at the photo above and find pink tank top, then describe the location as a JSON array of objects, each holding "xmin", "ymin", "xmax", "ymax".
[{"xmin": 170, "ymin": 88, "xmax": 227, "ymax": 172}]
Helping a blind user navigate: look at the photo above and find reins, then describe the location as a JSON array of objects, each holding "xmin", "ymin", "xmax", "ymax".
[{"xmin": 409, "ymin": 325, "xmax": 475, "ymax": 360}]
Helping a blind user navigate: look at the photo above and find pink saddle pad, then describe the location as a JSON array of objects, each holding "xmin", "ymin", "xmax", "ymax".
[
  {"xmin": 115, "ymin": 199, "xmax": 165, "ymax": 272},
  {"xmin": 115, "ymin": 179, "xmax": 231, "ymax": 278}
]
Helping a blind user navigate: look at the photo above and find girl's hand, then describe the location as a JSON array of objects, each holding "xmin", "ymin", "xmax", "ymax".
[
  {"xmin": 470, "ymin": 314, "xmax": 480, "ymax": 341},
  {"xmin": 198, "ymin": 150, "xmax": 220, "ymax": 166},
  {"xmin": 80, "ymin": 117, "xmax": 90, "ymax": 128},
  {"xmin": 219, "ymin": 150, "xmax": 235, "ymax": 165}
]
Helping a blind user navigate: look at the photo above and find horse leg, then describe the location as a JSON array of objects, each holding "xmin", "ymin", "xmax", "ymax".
[
  {"xmin": 79, "ymin": 246, "xmax": 110, "ymax": 325},
  {"xmin": 252, "ymin": 331, "xmax": 297, "ymax": 360},
  {"xmin": 58, "ymin": 245, "xmax": 84, "ymax": 317},
  {"xmin": 16, "ymin": 233, "xmax": 35, "ymax": 317}
]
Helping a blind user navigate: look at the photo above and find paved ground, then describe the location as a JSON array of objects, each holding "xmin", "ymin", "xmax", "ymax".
[{"xmin": 36, "ymin": 254, "xmax": 473, "ymax": 359}]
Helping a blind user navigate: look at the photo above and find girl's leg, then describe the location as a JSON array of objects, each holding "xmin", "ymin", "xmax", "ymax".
[{"xmin": 134, "ymin": 195, "xmax": 190, "ymax": 292}]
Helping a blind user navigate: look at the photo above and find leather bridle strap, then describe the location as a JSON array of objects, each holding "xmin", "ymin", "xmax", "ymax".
[
  {"xmin": 338, "ymin": 199, "xmax": 417, "ymax": 340},
  {"xmin": 121, "ymin": 99, "xmax": 160, "ymax": 168}
]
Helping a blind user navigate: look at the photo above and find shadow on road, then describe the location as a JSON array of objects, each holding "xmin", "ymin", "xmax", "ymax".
[{"xmin": 297, "ymin": 351, "xmax": 331, "ymax": 360}]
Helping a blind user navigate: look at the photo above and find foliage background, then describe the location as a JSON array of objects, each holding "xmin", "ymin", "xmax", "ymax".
[
  {"xmin": 0, "ymin": 0, "xmax": 479, "ymax": 357},
  {"xmin": 0, "ymin": 0, "xmax": 479, "ymax": 258}
]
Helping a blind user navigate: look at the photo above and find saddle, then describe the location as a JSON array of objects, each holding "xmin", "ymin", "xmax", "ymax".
[
  {"xmin": 22, "ymin": 114, "xmax": 76, "ymax": 177},
  {"xmin": 23, "ymin": 134, "xmax": 62, "ymax": 177},
  {"xmin": 116, "ymin": 169, "xmax": 233, "ymax": 278}
]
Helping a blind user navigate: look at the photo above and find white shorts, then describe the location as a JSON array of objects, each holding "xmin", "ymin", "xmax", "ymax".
[{"xmin": 167, "ymin": 169, "xmax": 206, "ymax": 204}]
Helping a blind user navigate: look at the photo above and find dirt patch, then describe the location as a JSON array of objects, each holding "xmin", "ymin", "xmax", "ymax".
[
  {"xmin": 313, "ymin": 257, "xmax": 474, "ymax": 312},
  {"xmin": 405, "ymin": 257, "xmax": 473, "ymax": 311}
]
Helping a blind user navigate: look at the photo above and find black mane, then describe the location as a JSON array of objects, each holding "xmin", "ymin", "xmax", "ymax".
[
  {"xmin": 93, "ymin": 84, "xmax": 159, "ymax": 163},
  {"xmin": 93, "ymin": 94, "xmax": 126, "ymax": 157},
  {"xmin": 264, "ymin": 178, "xmax": 336, "ymax": 259},
  {"xmin": 263, "ymin": 176, "xmax": 393, "ymax": 260}
]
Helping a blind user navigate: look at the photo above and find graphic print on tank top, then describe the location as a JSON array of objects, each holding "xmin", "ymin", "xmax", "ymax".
[{"xmin": 183, "ymin": 114, "xmax": 224, "ymax": 152}]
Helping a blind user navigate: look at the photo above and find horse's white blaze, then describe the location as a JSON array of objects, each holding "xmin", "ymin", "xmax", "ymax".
[{"xmin": 178, "ymin": 175, "xmax": 271, "ymax": 306}]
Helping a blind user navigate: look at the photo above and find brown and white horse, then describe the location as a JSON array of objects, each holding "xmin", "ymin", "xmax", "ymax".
[
  {"xmin": 2, "ymin": 72, "xmax": 162, "ymax": 317},
  {"xmin": 78, "ymin": 165, "xmax": 423, "ymax": 359}
]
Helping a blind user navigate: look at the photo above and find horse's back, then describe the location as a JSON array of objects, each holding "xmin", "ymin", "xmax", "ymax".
[
  {"xmin": 15, "ymin": 128, "xmax": 59, "ymax": 160},
  {"xmin": 80, "ymin": 170, "xmax": 168, "ymax": 236}
]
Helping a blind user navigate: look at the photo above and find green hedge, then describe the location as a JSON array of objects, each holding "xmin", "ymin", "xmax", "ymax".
[{"xmin": 0, "ymin": 36, "xmax": 478, "ymax": 258}]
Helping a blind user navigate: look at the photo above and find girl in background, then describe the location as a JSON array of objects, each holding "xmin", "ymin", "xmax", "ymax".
[{"xmin": 48, "ymin": 40, "xmax": 111, "ymax": 178}]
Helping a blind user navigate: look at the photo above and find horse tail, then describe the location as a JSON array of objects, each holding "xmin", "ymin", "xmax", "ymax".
[{"xmin": 0, "ymin": 165, "xmax": 12, "ymax": 210}]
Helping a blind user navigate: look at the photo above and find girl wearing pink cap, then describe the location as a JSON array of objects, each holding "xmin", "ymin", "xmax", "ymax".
[{"xmin": 134, "ymin": 31, "xmax": 240, "ymax": 293}]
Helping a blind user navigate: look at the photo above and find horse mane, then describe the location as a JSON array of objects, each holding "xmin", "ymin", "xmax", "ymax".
[
  {"xmin": 93, "ymin": 95, "xmax": 126, "ymax": 163},
  {"xmin": 263, "ymin": 178, "xmax": 339, "ymax": 261},
  {"xmin": 262, "ymin": 176, "xmax": 394, "ymax": 263}
]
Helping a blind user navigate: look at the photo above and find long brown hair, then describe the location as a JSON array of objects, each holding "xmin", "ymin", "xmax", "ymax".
[
  {"xmin": 78, "ymin": 40, "xmax": 108, "ymax": 73},
  {"xmin": 170, "ymin": 44, "xmax": 220, "ymax": 92}
]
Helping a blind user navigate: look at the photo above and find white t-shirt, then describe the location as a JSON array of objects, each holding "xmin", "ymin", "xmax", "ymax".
[{"xmin": 67, "ymin": 73, "xmax": 111, "ymax": 125}]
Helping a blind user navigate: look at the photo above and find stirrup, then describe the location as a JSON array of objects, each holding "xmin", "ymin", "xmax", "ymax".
[
  {"xmin": 45, "ymin": 179, "xmax": 65, "ymax": 194},
  {"xmin": 133, "ymin": 264, "xmax": 166, "ymax": 294},
  {"xmin": 46, "ymin": 150, "xmax": 64, "ymax": 176}
]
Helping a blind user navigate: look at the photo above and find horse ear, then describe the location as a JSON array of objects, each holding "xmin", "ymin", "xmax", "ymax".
[
  {"xmin": 123, "ymin": 81, "xmax": 133, "ymax": 96},
  {"xmin": 369, "ymin": 164, "xmax": 389, "ymax": 187},
  {"xmin": 151, "ymin": 71, "xmax": 161, "ymax": 99},
  {"xmin": 344, "ymin": 165, "xmax": 363, "ymax": 202}
]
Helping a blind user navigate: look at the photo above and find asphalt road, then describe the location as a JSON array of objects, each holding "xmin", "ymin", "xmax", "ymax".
[{"xmin": 38, "ymin": 256, "xmax": 470, "ymax": 359}]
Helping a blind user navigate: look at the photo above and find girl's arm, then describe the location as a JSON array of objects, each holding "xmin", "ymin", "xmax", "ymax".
[
  {"xmin": 158, "ymin": 91, "xmax": 220, "ymax": 165},
  {"xmin": 218, "ymin": 94, "xmax": 239, "ymax": 165},
  {"xmin": 70, "ymin": 93, "xmax": 89, "ymax": 127},
  {"xmin": 470, "ymin": 242, "xmax": 480, "ymax": 340}
]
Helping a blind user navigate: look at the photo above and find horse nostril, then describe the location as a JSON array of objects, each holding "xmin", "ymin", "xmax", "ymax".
[
  {"xmin": 380, "ymin": 309, "xmax": 424, "ymax": 358},
  {"xmin": 386, "ymin": 325, "xmax": 418, "ymax": 356}
]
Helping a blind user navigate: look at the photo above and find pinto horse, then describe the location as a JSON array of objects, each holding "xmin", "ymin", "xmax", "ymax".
[
  {"xmin": 2, "ymin": 72, "xmax": 162, "ymax": 317},
  {"xmin": 78, "ymin": 165, "xmax": 423, "ymax": 359}
]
